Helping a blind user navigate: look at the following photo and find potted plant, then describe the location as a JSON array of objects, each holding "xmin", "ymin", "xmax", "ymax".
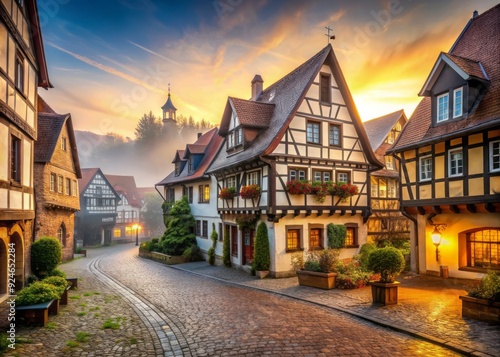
[
  {"xmin": 219, "ymin": 187, "xmax": 237, "ymax": 199},
  {"xmin": 240, "ymin": 184, "xmax": 261, "ymax": 199},
  {"xmin": 253, "ymin": 222, "xmax": 270, "ymax": 279},
  {"xmin": 285, "ymin": 180, "xmax": 312, "ymax": 195},
  {"xmin": 367, "ymin": 246, "xmax": 406, "ymax": 305},
  {"xmin": 235, "ymin": 214, "xmax": 259, "ymax": 230},
  {"xmin": 292, "ymin": 249, "xmax": 339, "ymax": 289},
  {"xmin": 459, "ymin": 271, "xmax": 500, "ymax": 323}
]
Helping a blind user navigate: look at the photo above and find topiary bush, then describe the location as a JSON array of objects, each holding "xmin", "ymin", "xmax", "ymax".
[
  {"xmin": 160, "ymin": 196, "xmax": 196, "ymax": 256},
  {"xmin": 222, "ymin": 227, "xmax": 231, "ymax": 267},
  {"xmin": 31, "ymin": 237, "xmax": 62, "ymax": 279},
  {"xmin": 367, "ymin": 246, "xmax": 405, "ymax": 283},
  {"xmin": 253, "ymin": 222, "xmax": 270, "ymax": 271},
  {"xmin": 208, "ymin": 223, "xmax": 218, "ymax": 265},
  {"xmin": 355, "ymin": 243, "xmax": 377, "ymax": 271},
  {"xmin": 42, "ymin": 276, "xmax": 69, "ymax": 297},
  {"xmin": 183, "ymin": 245, "xmax": 204, "ymax": 262},
  {"xmin": 48, "ymin": 268, "xmax": 67, "ymax": 278},
  {"xmin": 16, "ymin": 282, "xmax": 60, "ymax": 306},
  {"xmin": 327, "ymin": 224, "xmax": 347, "ymax": 249}
]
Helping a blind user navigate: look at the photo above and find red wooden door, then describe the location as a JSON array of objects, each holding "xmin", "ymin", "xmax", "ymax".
[{"xmin": 243, "ymin": 228, "xmax": 255, "ymax": 265}]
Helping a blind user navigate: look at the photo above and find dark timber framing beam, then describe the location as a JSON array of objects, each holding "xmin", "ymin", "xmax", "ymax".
[
  {"xmin": 466, "ymin": 204, "xmax": 477, "ymax": 213},
  {"xmin": 485, "ymin": 202, "xmax": 495, "ymax": 213},
  {"xmin": 450, "ymin": 205, "xmax": 460, "ymax": 214}
]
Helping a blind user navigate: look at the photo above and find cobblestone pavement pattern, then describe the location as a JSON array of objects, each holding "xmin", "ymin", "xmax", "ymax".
[{"xmin": 4, "ymin": 243, "xmax": 498, "ymax": 356}]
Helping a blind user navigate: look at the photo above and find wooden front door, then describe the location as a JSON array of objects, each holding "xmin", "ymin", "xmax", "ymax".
[{"xmin": 242, "ymin": 228, "xmax": 255, "ymax": 265}]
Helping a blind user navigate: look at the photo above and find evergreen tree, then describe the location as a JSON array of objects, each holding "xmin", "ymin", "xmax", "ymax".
[
  {"xmin": 160, "ymin": 196, "xmax": 196, "ymax": 255},
  {"xmin": 222, "ymin": 227, "xmax": 231, "ymax": 267},
  {"xmin": 134, "ymin": 111, "xmax": 162, "ymax": 145},
  {"xmin": 253, "ymin": 222, "xmax": 270, "ymax": 271}
]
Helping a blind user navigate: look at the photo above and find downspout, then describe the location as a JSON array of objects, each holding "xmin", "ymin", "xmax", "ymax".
[{"xmin": 393, "ymin": 153, "xmax": 419, "ymax": 273}]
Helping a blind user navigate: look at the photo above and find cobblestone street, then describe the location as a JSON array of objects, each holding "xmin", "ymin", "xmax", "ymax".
[{"xmin": 4, "ymin": 244, "xmax": 489, "ymax": 356}]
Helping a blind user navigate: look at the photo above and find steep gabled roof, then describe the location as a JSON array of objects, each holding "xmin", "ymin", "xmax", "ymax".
[
  {"xmin": 157, "ymin": 128, "xmax": 223, "ymax": 186},
  {"xmin": 185, "ymin": 144, "xmax": 207, "ymax": 156},
  {"xmin": 208, "ymin": 44, "xmax": 382, "ymax": 173},
  {"xmin": 171, "ymin": 150, "xmax": 186, "ymax": 164},
  {"xmin": 35, "ymin": 98, "xmax": 82, "ymax": 178},
  {"xmin": 219, "ymin": 97, "xmax": 275, "ymax": 135},
  {"xmin": 78, "ymin": 168, "xmax": 120, "ymax": 198},
  {"xmin": 26, "ymin": 0, "xmax": 52, "ymax": 88},
  {"xmin": 106, "ymin": 174, "xmax": 142, "ymax": 207},
  {"xmin": 364, "ymin": 110, "xmax": 406, "ymax": 150},
  {"xmin": 391, "ymin": 4, "xmax": 500, "ymax": 153}
]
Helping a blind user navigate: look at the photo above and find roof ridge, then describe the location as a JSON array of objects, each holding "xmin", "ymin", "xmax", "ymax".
[{"xmin": 364, "ymin": 109, "xmax": 404, "ymax": 123}]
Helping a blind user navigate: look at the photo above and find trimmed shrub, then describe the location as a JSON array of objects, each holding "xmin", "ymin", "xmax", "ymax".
[
  {"xmin": 355, "ymin": 243, "xmax": 377, "ymax": 271},
  {"xmin": 253, "ymin": 222, "xmax": 270, "ymax": 271},
  {"xmin": 16, "ymin": 282, "xmax": 60, "ymax": 306},
  {"xmin": 327, "ymin": 224, "xmax": 346, "ymax": 249},
  {"xmin": 31, "ymin": 237, "xmax": 62, "ymax": 278},
  {"xmin": 160, "ymin": 196, "xmax": 196, "ymax": 256},
  {"xmin": 467, "ymin": 271, "xmax": 500, "ymax": 303},
  {"xmin": 48, "ymin": 268, "xmax": 67, "ymax": 278},
  {"xmin": 183, "ymin": 245, "xmax": 204, "ymax": 262},
  {"xmin": 367, "ymin": 246, "xmax": 405, "ymax": 283},
  {"xmin": 42, "ymin": 276, "xmax": 69, "ymax": 297},
  {"xmin": 208, "ymin": 223, "xmax": 218, "ymax": 265},
  {"xmin": 222, "ymin": 228, "xmax": 231, "ymax": 267}
]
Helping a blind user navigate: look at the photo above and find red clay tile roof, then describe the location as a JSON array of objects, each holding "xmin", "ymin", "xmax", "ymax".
[
  {"xmin": 208, "ymin": 44, "xmax": 382, "ymax": 172},
  {"xmin": 391, "ymin": 4, "xmax": 500, "ymax": 152},
  {"xmin": 106, "ymin": 174, "xmax": 142, "ymax": 207},
  {"xmin": 35, "ymin": 98, "xmax": 82, "ymax": 178},
  {"xmin": 364, "ymin": 110, "xmax": 406, "ymax": 151},
  {"xmin": 157, "ymin": 128, "xmax": 223, "ymax": 186},
  {"xmin": 171, "ymin": 150, "xmax": 186, "ymax": 163},
  {"xmin": 444, "ymin": 53, "xmax": 488, "ymax": 80},
  {"xmin": 185, "ymin": 144, "xmax": 207, "ymax": 156},
  {"xmin": 219, "ymin": 98, "xmax": 275, "ymax": 135},
  {"xmin": 79, "ymin": 168, "xmax": 100, "ymax": 195},
  {"xmin": 37, "ymin": 95, "xmax": 56, "ymax": 113}
]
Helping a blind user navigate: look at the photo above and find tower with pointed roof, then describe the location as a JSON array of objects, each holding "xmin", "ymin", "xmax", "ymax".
[{"xmin": 162, "ymin": 84, "xmax": 177, "ymax": 126}]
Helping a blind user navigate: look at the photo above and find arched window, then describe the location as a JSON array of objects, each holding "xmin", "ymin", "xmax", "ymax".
[
  {"xmin": 466, "ymin": 229, "xmax": 499, "ymax": 269},
  {"xmin": 57, "ymin": 224, "xmax": 67, "ymax": 247}
]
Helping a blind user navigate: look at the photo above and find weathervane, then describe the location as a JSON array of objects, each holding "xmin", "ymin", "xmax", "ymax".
[{"xmin": 325, "ymin": 26, "xmax": 335, "ymax": 43}]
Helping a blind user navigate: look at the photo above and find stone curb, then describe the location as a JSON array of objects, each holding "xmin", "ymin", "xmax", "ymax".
[{"xmin": 163, "ymin": 262, "xmax": 494, "ymax": 357}]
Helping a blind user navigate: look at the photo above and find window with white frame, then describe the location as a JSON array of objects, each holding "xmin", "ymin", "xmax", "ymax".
[
  {"xmin": 419, "ymin": 155, "xmax": 432, "ymax": 181},
  {"xmin": 226, "ymin": 176, "xmax": 236, "ymax": 188},
  {"xmin": 336, "ymin": 171, "xmax": 350, "ymax": 184},
  {"xmin": 50, "ymin": 173, "xmax": 56, "ymax": 192},
  {"xmin": 385, "ymin": 156, "xmax": 394, "ymax": 170},
  {"xmin": 227, "ymin": 132, "xmax": 234, "ymax": 148},
  {"xmin": 453, "ymin": 88, "xmax": 463, "ymax": 118},
  {"xmin": 312, "ymin": 170, "xmax": 331, "ymax": 183},
  {"xmin": 448, "ymin": 148, "xmax": 463, "ymax": 177},
  {"xmin": 58, "ymin": 175, "xmax": 63, "ymax": 193},
  {"xmin": 61, "ymin": 137, "xmax": 67, "ymax": 151},
  {"xmin": 306, "ymin": 121, "xmax": 320, "ymax": 144},
  {"xmin": 235, "ymin": 128, "xmax": 243, "ymax": 146},
  {"xmin": 490, "ymin": 140, "xmax": 500, "ymax": 172},
  {"xmin": 289, "ymin": 168, "xmax": 306, "ymax": 181},
  {"xmin": 437, "ymin": 93, "xmax": 449, "ymax": 122},
  {"xmin": 329, "ymin": 124, "xmax": 341, "ymax": 146},
  {"xmin": 247, "ymin": 171, "xmax": 259, "ymax": 185}
]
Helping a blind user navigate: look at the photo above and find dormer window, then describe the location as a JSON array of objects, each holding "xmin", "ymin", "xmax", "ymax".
[
  {"xmin": 227, "ymin": 133, "xmax": 234, "ymax": 148},
  {"xmin": 437, "ymin": 93, "xmax": 449, "ymax": 122},
  {"xmin": 235, "ymin": 128, "xmax": 243, "ymax": 146},
  {"xmin": 175, "ymin": 162, "xmax": 181, "ymax": 176},
  {"xmin": 188, "ymin": 156, "xmax": 194, "ymax": 173},
  {"xmin": 453, "ymin": 87, "xmax": 463, "ymax": 118}
]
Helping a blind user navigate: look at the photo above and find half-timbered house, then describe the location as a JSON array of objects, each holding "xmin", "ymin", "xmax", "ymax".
[
  {"xmin": 34, "ymin": 97, "xmax": 81, "ymax": 262},
  {"xmin": 75, "ymin": 168, "xmax": 120, "ymax": 247},
  {"xmin": 0, "ymin": 0, "xmax": 51, "ymax": 295},
  {"xmin": 388, "ymin": 5, "xmax": 500, "ymax": 278},
  {"xmin": 156, "ymin": 128, "xmax": 224, "ymax": 259},
  {"xmin": 364, "ymin": 110, "xmax": 410, "ymax": 243},
  {"xmin": 207, "ymin": 44, "xmax": 382, "ymax": 277},
  {"xmin": 106, "ymin": 174, "xmax": 144, "ymax": 243}
]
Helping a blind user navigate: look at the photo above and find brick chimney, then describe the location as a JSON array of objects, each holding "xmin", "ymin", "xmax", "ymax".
[
  {"xmin": 251, "ymin": 74, "xmax": 263, "ymax": 101},
  {"xmin": 473, "ymin": 10, "xmax": 478, "ymax": 18}
]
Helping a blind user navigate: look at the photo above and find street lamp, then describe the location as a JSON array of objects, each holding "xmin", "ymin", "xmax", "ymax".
[
  {"xmin": 133, "ymin": 224, "xmax": 139, "ymax": 246},
  {"xmin": 431, "ymin": 224, "xmax": 446, "ymax": 261}
]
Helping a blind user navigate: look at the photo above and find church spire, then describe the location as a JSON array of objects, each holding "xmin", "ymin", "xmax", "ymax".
[{"xmin": 161, "ymin": 83, "xmax": 177, "ymax": 125}]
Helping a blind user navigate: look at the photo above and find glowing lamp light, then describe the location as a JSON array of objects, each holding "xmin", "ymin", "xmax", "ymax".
[
  {"xmin": 430, "ymin": 224, "xmax": 446, "ymax": 262},
  {"xmin": 133, "ymin": 224, "xmax": 139, "ymax": 246}
]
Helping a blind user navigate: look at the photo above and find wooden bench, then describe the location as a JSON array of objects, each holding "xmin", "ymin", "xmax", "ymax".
[
  {"xmin": 15, "ymin": 299, "xmax": 59, "ymax": 327},
  {"xmin": 66, "ymin": 278, "xmax": 78, "ymax": 290}
]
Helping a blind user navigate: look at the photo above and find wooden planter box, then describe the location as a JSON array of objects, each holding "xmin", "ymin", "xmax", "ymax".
[
  {"xmin": 459, "ymin": 295, "xmax": 500, "ymax": 323},
  {"xmin": 297, "ymin": 270, "xmax": 337, "ymax": 289},
  {"xmin": 256, "ymin": 270, "xmax": 269, "ymax": 279},
  {"xmin": 371, "ymin": 281, "xmax": 400, "ymax": 305}
]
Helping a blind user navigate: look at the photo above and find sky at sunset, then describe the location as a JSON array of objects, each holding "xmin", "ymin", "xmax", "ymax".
[{"xmin": 38, "ymin": 0, "xmax": 499, "ymax": 139}]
